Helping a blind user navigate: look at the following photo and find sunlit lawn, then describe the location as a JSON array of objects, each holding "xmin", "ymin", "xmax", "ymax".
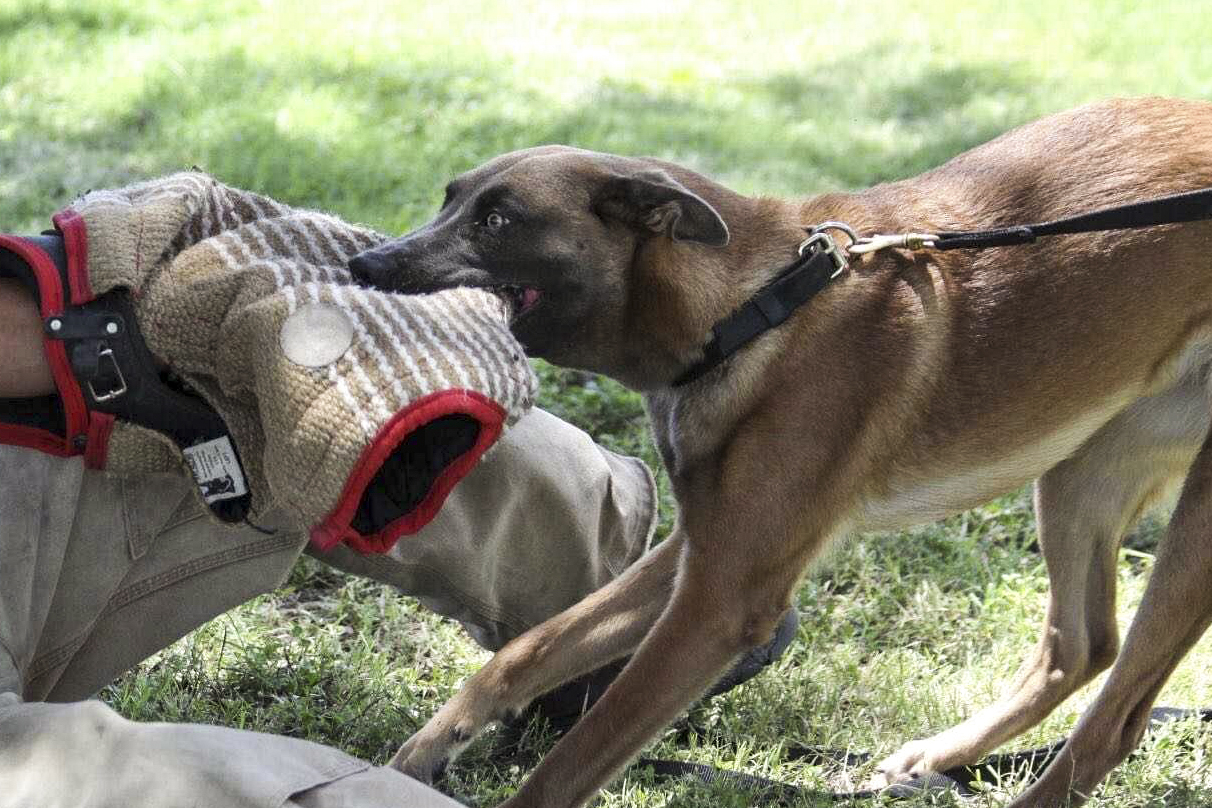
[{"xmin": 5, "ymin": 1, "xmax": 1212, "ymax": 805}]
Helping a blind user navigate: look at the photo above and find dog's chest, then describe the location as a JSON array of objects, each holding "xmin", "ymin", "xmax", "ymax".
[{"xmin": 643, "ymin": 386, "xmax": 740, "ymax": 478}]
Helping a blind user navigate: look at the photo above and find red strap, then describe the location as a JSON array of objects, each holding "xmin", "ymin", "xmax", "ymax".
[
  {"xmin": 52, "ymin": 209, "xmax": 94, "ymax": 305},
  {"xmin": 0, "ymin": 224, "xmax": 108, "ymax": 463},
  {"xmin": 0, "ymin": 423, "xmax": 76, "ymax": 457},
  {"xmin": 84, "ymin": 412, "xmax": 116, "ymax": 469}
]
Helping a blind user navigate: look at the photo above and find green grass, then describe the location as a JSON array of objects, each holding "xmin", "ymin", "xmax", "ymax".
[{"xmin": 5, "ymin": 1, "xmax": 1212, "ymax": 805}]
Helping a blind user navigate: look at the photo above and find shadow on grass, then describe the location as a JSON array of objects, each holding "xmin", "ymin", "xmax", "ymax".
[{"xmin": 5, "ymin": 41, "xmax": 1047, "ymax": 230}]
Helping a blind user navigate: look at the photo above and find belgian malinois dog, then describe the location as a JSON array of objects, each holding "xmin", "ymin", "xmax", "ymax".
[{"xmin": 350, "ymin": 97, "xmax": 1212, "ymax": 808}]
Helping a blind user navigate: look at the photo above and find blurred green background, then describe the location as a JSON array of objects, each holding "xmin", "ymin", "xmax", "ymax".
[
  {"xmin": 4, "ymin": 2, "xmax": 1212, "ymax": 806},
  {"xmin": 5, "ymin": 0, "xmax": 1211, "ymax": 234}
]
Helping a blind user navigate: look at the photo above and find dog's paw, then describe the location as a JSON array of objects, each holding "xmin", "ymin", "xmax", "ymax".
[
  {"xmin": 389, "ymin": 710, "xmax": 482, "ymax": 783},
  {"xmin": 863, "ymin": 739, "xmax": 938, "ymax": 790},
  {"xmin": 390, "ymin": 665, "xmax": 536, "ymax": 783}
]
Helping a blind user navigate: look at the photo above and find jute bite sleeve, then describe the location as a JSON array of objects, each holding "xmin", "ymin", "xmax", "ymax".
[{"xmin": 55, "ymin": 173, "xmax": 537, "ymax": 553}]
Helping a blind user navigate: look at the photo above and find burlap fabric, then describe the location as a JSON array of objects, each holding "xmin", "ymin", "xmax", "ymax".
[{"xmin": 65, "ymin": 172, "xmax": 537, "ymax": 552}]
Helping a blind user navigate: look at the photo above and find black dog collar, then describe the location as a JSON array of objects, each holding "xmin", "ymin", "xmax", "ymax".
[
  {"xmin": 672, "ymin": 227, "xmax": 850, "ymax": 387},
  {"xmin": 673, "ymin": 184, "xmax": 1212, "ymax": 388}
]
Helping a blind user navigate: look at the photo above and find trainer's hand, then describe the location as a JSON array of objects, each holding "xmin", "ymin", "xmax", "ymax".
[{"xmin": 0, "ymin": 278, "xmax": 55, "ymax": 397}]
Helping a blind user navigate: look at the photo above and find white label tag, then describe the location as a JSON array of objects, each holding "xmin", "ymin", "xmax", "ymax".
[{"xmin": 183, "ymin": 436, "xmax": 249, "ymax": 504}]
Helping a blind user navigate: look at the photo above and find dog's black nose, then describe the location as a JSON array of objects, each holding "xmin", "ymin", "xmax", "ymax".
[{"xmin": 348, "ymin": 249, "xmax": 396, "ymax": 288}]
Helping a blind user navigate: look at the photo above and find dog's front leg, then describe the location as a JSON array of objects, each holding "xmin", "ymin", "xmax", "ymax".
[
  {"xmin": 390, "ymin": 532, "xmax": 685, "ymax": 782},
  {"xmin": 499, "ymin": 495, "xmax": 829, "ymax": 808}
]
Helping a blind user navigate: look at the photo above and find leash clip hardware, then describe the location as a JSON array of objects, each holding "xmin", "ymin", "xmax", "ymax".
[
  {"xmin": 849, "ymin": 232, "xmax": 940, "ymax": 255},
  {"xmin": 87, "ymin": 347, "xmax": 128, "ymax": 403},
  {"xmin": 800, "ymin": 221, "xmax": 858, "ymax": 278}
]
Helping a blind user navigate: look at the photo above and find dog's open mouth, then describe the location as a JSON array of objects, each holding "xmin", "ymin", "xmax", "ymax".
[{"xmin": 495, "ymin": 284, "xmax": 542, "ymax": 319}]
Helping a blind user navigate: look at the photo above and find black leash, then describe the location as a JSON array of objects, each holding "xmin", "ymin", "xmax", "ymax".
[
  {"xmin": 929, "ymin": 185, "xmax": 1212, "ymax": 251},
  {"xmin": 674, "ymin": 186, "xmax": 1212, "ymax": 387},
  {"xmin": 635, "ymin": 706, "xmax": 1212, "ymax": 803}
]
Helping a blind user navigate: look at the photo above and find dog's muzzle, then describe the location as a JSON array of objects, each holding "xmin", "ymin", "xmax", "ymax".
[{"xmin": 348, "ymin": 247, "xmax": 397, "ymax": 289}]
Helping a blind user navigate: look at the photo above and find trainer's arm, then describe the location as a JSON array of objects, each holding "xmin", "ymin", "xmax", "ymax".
[{"xmin": 0, "ymin": 278, "xmax": 55, "ymax": 396}]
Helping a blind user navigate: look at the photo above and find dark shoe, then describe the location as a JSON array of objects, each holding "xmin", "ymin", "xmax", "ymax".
[{"xmin": 509, "ymin": 608, "xmax": 800, "ymax": 739}]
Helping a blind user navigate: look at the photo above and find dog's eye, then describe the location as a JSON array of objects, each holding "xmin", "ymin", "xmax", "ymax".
[{"xmin": 484, "ymin": 211, "xmax": 508, "ymax": 229}]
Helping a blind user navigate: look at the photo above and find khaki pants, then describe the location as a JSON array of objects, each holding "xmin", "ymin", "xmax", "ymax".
[{"xmin": 0, "ymin": 410, "xmax": 656, "ymax": 808}]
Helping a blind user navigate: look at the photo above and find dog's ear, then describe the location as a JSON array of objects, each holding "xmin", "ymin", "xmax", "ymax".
[{"xmin": 593, "ymin": 169, "xmax": 730, "ymax": 247}]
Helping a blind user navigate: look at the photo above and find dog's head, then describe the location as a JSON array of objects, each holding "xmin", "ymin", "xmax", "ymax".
[{"xmin": 349, "ymin": 146, "xmax": 734, "ymax": 388}]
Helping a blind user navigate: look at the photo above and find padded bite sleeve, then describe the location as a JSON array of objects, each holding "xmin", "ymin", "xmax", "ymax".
[{"xmin": 61, "ymin": 173, "xmax": 537, "ymax": 553}]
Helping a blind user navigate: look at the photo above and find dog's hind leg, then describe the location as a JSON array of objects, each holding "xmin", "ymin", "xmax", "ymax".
[
  {"xmin": 871, "ymin": 384, "xmax": 1207, "ymax": 788},
  {"xmin": 1010, "ymin": 417, "xmax": 1212, "ymax": 807}
]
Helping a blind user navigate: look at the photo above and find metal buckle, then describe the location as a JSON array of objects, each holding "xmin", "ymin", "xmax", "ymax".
[
  {"xmin": 87, "ymin": 348, "xmax": 128, "ymax": 402},
  {"xmin": 798, "ymin": 221, "xmax": 858, "ymax": 278}
]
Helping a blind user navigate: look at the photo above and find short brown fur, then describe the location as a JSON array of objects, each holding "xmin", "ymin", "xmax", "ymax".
[{"xmin": 352, "ymin": 97, "xmax": 1212, "ymax": 807}]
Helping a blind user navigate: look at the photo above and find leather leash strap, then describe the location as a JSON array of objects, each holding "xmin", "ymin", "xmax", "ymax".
[{"xmin": 932, "ymin": 185, "xmax": 1212, "ymax": 250}]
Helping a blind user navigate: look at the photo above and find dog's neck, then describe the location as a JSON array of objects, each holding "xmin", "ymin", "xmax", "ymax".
[{"xmin": 621, "ymin": 191, "xmax": 881, "ymax": 391}]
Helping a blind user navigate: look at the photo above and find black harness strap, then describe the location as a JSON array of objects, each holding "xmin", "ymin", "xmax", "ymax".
[
  {"xmin": 932, "ymin": 186, "xmax": 1212, "ymax": 250},
  {"xmin": 47, "ymin": 291, "xmax": 253, "ymax": 523}
]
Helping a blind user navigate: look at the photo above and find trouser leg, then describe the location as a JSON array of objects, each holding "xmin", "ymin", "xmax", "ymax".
[
  {"xmin": 0, "ymin": 698, "xmax": 466, "ymax": 808},
  {"xmin": 9, "ymin": 450, "xmax": 305, "ymax": 703},
  {"xmin": 312, "ymin": 409, "xmax": 659, "ymax": 649},
  {"xmin": 1, "ymin": 402, "xmax": 658, "ymax": 806},
  {"xmin": 0, "ymin": 445, "xmax": 467, "ymax": 808}
]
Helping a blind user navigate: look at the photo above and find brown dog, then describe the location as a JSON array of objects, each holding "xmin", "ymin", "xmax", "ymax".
[{"xmin": 349, "ymin": 96, "xmax": 1212, "ymax": 808}]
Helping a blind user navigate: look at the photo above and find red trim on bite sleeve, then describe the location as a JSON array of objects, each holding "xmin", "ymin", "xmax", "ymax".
[
  {"xmin": 309, "ymin": 389, "xmax": 507, "ymax": 555},
  {"xmin": 83, "ymin": 412, "xmax": 116, "ymax": 470},
  {"xmin": 0, "ymin": 424, "xmax": 76, "ymax": 457}
]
